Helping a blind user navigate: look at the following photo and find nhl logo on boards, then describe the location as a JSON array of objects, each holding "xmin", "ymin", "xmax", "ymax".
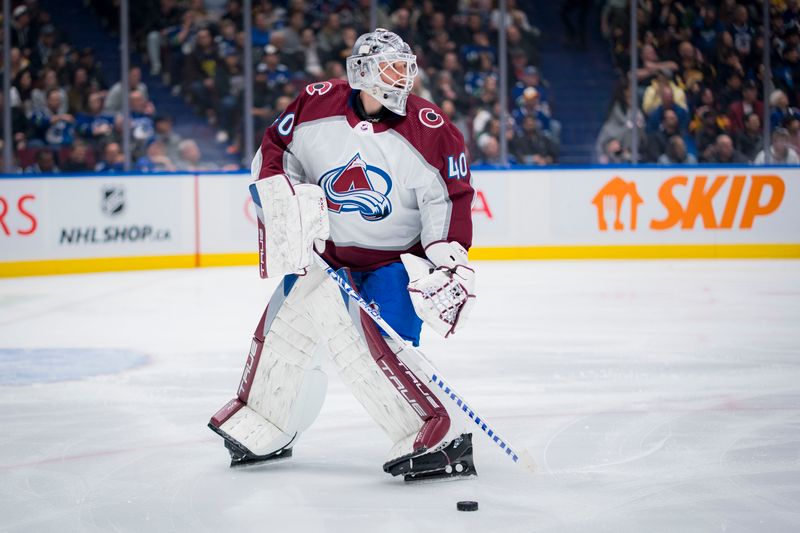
[{"xmin": 101, "ymin": 186, "xmax": 125, "ymax": 217}]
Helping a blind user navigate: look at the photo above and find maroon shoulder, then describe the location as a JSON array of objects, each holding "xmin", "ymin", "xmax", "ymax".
[
  {"xmin": 392, "ymin": 94, "xmax": 466, "ymax": 168},
  {"xmin": 295, "ymin": 79, "xmax": 352, "ymax": 125}
]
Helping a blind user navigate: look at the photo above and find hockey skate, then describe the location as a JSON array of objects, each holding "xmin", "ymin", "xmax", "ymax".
[
  {"xmin": 383, "ymin": 433, "xmax": 476, "ymax": 482},
  {"xmin": 209, "ymin": 422, "xmax": 295, "ymax": 468}
]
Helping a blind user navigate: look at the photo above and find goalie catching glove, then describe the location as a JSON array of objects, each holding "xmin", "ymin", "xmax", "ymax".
[
  {"xmin": 401, "ymin": 242, "xmax": 476, "ymax": 338},
  {"xmin": 250, "ymin": 174, "xmax": 330, "ymax": 278}
]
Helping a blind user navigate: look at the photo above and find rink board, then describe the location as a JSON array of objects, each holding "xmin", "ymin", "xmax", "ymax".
[{"xmin": 1, "ymin": 167, "xmax": 798, "ymax": 276}]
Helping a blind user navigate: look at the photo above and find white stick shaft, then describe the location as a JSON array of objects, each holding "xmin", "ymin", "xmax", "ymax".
[{"xmin": 313, "ymin": 253, "xmax": 533, "ymax": 471}]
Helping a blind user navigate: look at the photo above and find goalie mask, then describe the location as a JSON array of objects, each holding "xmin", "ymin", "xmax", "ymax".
[{"xmin": 346, "ymin": 28, "xmax": 418, "ymax": 116}]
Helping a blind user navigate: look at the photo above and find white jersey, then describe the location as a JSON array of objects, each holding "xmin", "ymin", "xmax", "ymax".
[{"xmin": 252, "ymin": 79, "xmax": 474, "ymax": 271}]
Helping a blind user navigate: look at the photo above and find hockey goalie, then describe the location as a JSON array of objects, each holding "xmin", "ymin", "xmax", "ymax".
[{"xmin": 208, "ymin": 28, "xmax": 477, "ymax": 482}]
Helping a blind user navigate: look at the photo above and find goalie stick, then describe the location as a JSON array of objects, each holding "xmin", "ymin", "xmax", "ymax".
[{"xmin": 313, "ymin": 253, "xmax": 536, "ymax": 473}]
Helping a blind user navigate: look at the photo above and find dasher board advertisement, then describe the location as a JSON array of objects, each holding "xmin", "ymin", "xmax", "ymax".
[{"xmin": 0, "ymin": 175, "xmax": 195, "ymax": 270}]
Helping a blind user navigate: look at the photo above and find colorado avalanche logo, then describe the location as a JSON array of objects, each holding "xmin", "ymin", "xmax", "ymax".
[{"xmin": 318, "ymin": 153, "xmax": 392, "ymax": 221}]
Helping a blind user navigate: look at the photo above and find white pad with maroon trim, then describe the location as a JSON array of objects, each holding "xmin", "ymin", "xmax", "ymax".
[
  {"xmin": 311, "ymin": 270, "xmax": 467, "ymax": 463},
  {"xmin": 211, "ymin": 273, "xmax": 328, "ymax": 457},
  {"xmin": 251, "ymin": 175, "xmax": 329, "ymax": 278},
  {"xmin": 310, "ymin": 274, "xmax": 424, "ymax": 445},
  {"xmin": 212, "ymin": 267, "xmax": 468, "ymax": 463}
]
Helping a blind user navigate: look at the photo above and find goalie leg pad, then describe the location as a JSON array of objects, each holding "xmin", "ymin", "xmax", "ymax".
[
  {"xmin": 209, "ymin": 273, "xmax": 328, "ymax": 463},
  {"xmin": 311, "ymin": 267, "xmax": 462, "ymax": 467}
]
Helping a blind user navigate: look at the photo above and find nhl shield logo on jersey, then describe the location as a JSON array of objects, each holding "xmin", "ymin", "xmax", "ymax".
[{"xmin": 318, "ymin": 153, "xmax": 393, "ymax": 221}]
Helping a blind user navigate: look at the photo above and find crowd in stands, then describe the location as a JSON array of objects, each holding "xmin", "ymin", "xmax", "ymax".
[
  {"xmin": 121, "ymin": 0, "xmax": 561, "ymax": 166},
  {"xmin": 2, "ymin": 0, "xmax": 562, "ymax": 172},
  {"xmin": 597, "ymin": 0, "xmax": 800, "ymax": 165},
  {"xmin": 1, "ymin": 1, "xmax": 216, "ymax": 173}
]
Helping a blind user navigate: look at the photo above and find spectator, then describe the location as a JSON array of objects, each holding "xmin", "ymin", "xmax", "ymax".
[
  {"xmin": 279, "ymin": 12, "xmax": 308, "ymax": 72},
  {"xmin": 754, "ymin": 127, "xmax": 800, "ymax": 165},
  {"xmin": 119, "ymin": 90, "xmax": 156, "ymax": 157},
  {"xmin": 440, "ymin": 99, "xmax": 470, "ymax": 142},
  {"xmin": 645, "ymin": 108, "xmax": 683, "ymax": 162},
  {"xmin": 30, "ymin": 24, "xmax": 59, "ymax": 74},
  {"xmin": 512, "ymin": 65, "xmax": 549, "ymax": 107},
  {"xmin": 431, "ymin": 70, "xmax": 468, "ymax": 113},
  {"xmin": 251, "ymin": 11, "xmax": 272, "ymax": 51},
  {"xmin": 474, "ymin": 134, "xmax": 513, "ymax": 166},
  {"xmin": 300, "ymin": 28, "xmax": 324, "ymax": 79},
  {"xmin": 10, "ymin": 5, "xmax": 37, "ymax": 56},
  {"xmin": 646, "ymin": 86, "xmax": 689, "ymax": 132},
  {"xmin": 676, "ymin": 40, "xmax": 713, "ymax": 90},
  {"xmin": 30, "ymin": 89, "xmax": 75, "ymax": 147},
  {"xmin": 734, "ymin": 112, "xmax": 763, "ymax": 161},
  {"xmin": 1, "ymin": 87, "xmax": 29, "ymax": 151},
  {"xmin": 657, "ymin": 135, "xmax": 697, "ymax": 164},
  {"xmin": 596, "ymin": 83, "xmax": 645, "ymax": 163},
  {"xmin": 769, "ymin": 89, "xmax": 800, "ymax": 130},
  {"xmin": 95, "ymin": 142, "xmax": 125, "ymax": 172},
  {"xmin": 635, "ymin": 44, "xmax": 679, "ymax": 86},
  {"xmin": 642, "ymin": 69, "xmax": 688, "ymax": 116},
  {"xmin": 24, "ymin": 148, "xmax": 59, "ymax": 174},
  {"xmin": 62, "ymin": 140, "xmax": 93, "ymax": 172},
  {"xmin": 213, "ymin": 19, "xmax": 240, "ymax": 61},
  {"xmin": 77, "ymin": 48, "xmax": 107, "ymax": 90},
  {"xmin": 31, "ymin": 69, "xmax": 67, "ymax": 115},
  {"xmin": 512, "ymin": 87, "xmax": 555, "ymax": 140},
  {"xmin": 506, "ymin": 23, "xmax": 540, "ymax": 66},
  {"xmin": 258, "ymin": 45, "xmax": 291, "ymax": 98},
  {"xmin": 728, "ymin": 80, "xmax": 764, "ymax": 133},
  {"xmin": 784, "ymin": 116, "xmax": 800, "ymax": 153},
  {"xmin": 153, "ymin": 115, "xmax": 183, "ymax": 161},
  {"xmin": 729, "ymin": 5, "xmax": 755, "ymax": 57},
  {"xmin": 692, "ymin": 6, "xmax": 724, "ymax": 58},
  {"xmin": 75, "ymin": 93, "xmax": 115, "ymax": 145},
  {"xmin": 600, "ymin": 137, "xmax": 631, "ymax": 164},
  {"xmin": 143, "ymin": 0, "xmax": 183, "ymax": 76},
  {"xmin": 718, "ymin": 72, "xmax": 744, "ymax": 111},
  {"xmin": 215, "ymin": 50, "xmax": 244, "ymax": 147},
  {"xmin": 317, "ymin": 12, "xmax": 343, "ymax": 65},
  {"xmin": 176, "ymin": 139, "xmax": 212, "ymax": 171},
  {"xmin": 66, "ymin": 68, "xmax": 92, "ymax": 115},
  {"xmin": 185, "ymin": 28, "xmax": 219, "ymax": 123},
  {"xmin": 774, "ymin": 46, "xmax": 800, "ymax": 104},
  {"xmin": 702, "ymin": 134, "xmax": 748, "ymax": 163},
  {"xmin": 105, "ymin": 67, "xmax": 149, "ymax": 113},
  {"xmin": 695, "ymin": 108, "xmax": 725, "ymax": 159},
  {"xmin": 165, "ymin": 10, "xmax": 199, "ymax": 92},
  {"xmin": 136, "ymin": 140, "xmax": 176, "ymax": 172},
  {"xmin": 511, "ymin": 115, "xmax": 557, "ymax": 165}
]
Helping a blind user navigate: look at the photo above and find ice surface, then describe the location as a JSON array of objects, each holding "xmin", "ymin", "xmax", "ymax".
[{"xmin": 0, "ymin": 261, "xmax": 798, "ymax": 532}]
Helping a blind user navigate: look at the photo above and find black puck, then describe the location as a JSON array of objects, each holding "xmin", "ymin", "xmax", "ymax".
[{"xmin": 457, "ymin": 500, "xmax": 478, "ymax": 512}]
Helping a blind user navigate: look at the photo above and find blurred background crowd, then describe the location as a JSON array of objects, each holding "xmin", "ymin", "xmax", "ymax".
[{"xmin": 1, "ymin": 0, "xmax": 798, "ymax": 174}]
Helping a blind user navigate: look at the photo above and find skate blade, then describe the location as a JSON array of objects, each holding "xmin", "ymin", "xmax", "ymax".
[
  {"xmin": 404, "ymin": 470, "xmax": 478, "ymax": 484},
  {"xmin": 229, "ymin": 448, "xmax": 293, "ymax": 469}
]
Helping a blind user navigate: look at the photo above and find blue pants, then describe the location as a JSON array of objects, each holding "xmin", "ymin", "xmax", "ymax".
[{"xmin": 349, "ymin": 262, "xmax": 422, "ymax": 346}]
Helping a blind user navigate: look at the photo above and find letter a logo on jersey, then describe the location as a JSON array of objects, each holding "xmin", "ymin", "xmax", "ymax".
[{"xmin": 318, "ymin": 153, "xmax": 393, "ymax": 221}]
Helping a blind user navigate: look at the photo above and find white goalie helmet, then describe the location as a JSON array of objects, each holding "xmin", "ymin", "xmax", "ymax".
[{"xmin": 346, "ymin": 28, "xmax": 418, "ymax": 116}]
